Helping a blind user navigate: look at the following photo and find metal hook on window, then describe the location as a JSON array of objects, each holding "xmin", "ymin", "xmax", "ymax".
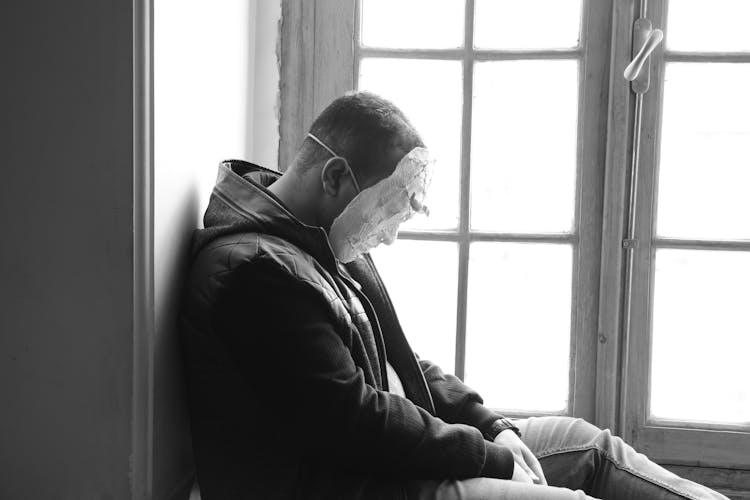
[
  {"xmin": 624, "ymin": 28, "xmax": 664, "ymax": 81},
  {"xmin": 617, "ymin": 12, "xmax": 663, "ymax": 437}
]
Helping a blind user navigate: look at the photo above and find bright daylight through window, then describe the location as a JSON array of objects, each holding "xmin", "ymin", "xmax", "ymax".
[
  {"xmin": 360, "ymin": 0, "xmax": 583, "ymax": 413},
  {"xmin": 357, "ymin": 0, "xmax": 750, "ymax": 430}
]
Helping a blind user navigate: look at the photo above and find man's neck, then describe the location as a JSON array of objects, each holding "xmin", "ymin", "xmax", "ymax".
[{"xmin": 267, "ymin": 171, "xmax": 319, "ymax": 228}]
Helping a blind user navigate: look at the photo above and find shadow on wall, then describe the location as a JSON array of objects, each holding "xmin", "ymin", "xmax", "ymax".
[
  {"xmin": 153, "ymin": 0, "xmax": 254, "ymax": 494},
  {"xmin": 152, "ymin": 0, "xmax": 281, "ymax": 497},
  {"xmin": 153, "ymin": 180, "xmax": 201, "ymax": 500}
]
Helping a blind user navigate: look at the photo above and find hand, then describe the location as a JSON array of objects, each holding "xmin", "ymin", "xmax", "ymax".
[
  {"xmin": 511, "ymin": 461, "xmax": 534, "ymax": 484},
  {"xmin": 494, "ymin": 428, "xmax": 548, "ymax": 486}
]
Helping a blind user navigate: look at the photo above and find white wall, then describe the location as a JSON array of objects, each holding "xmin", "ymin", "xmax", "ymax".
[
  {"xmin": 155, "ymin": 0, "xmax": 281, "ymax": 225},
  {"xmin": 154, "ymin": 1, "xmax": 280, "ymax": 498}
]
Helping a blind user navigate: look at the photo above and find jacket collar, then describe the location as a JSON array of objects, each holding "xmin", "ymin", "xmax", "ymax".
[{"xmin": 201, "ymin": 159, "xmax": 339, "ymax": 270}]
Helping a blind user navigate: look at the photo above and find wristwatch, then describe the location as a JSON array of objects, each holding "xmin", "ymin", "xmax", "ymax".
[{"xmin": 485, "ymin": 417, "xmax": 522, "ymax": 441}]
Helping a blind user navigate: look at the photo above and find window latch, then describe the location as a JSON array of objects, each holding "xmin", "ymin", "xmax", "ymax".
[
  {"xmin": 624, "ymin": 19, "xmax": 664, "ymax": 94},
  {"xmin": 622, "ymin": 238, "xmax": 639, "ymax": 250}
]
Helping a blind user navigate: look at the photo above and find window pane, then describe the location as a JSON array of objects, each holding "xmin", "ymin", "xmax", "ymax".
[
  {"xmin": 359, "ymin": 58, "xmax": 462, "ymax": 230},
  {"xmin": 471, "ymin": 61, "xmax": 578, "ymax": 233},
  {"xmin": 465, "ymin": 243, "xmax": 572, "ymax": 411},
  {"xmin": 474, "ymin": 0, "xmax": 581, "ymax": 50},
  {"xmin": 657, "ymin": 63, "xmax": 750, "ymax": 240},
  {"xmin": 651, "ymin": 249, "xmax": 750, "ymax": 423},
  {"xmin": 369, "ymin": 241, "xmax": 458, "ymax": 373},
  {"xmin": 361, "ymin": 0, "xmax": 464, "ymax": 49},
  {"xmin": 667, "ymin": 0, "xmax": 750, "ymax": 52}
]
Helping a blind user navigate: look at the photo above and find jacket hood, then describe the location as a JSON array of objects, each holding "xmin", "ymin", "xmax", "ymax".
[{"xmin": 191, "ymin": 159, "xmax": 338, "ymax": 269}]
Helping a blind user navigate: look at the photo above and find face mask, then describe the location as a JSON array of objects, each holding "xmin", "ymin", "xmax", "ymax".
[{"xmin": 307, "ymin": 134, "xmax": 433, "ymax": 263}]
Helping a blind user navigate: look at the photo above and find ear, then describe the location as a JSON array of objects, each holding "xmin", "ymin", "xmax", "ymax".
[{"xmin": 319, "ymin": 158, "xmax": 350, "ymax": 196}]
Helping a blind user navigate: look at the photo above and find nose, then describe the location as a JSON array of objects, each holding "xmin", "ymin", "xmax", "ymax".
[{"xmin": 380, "ymin": 227, "xmax": 398, "ymax": 246}]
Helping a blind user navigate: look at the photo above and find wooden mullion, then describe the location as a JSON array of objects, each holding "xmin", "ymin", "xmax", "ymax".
[
  {"xmin": 653, "ymin": 238, "xmax": 750, "ymax": 252},
  {"xmin": 359, "ymin": 47, "xmax": 581, "ymax": 61},
  {"xmin": 665, "ymin": 51, "xmax": 750, "ymax": 63},
  {"xmin": 397, "ymin": 230, "xmax": 577, "ymax": 244},
  {"xmin": 359, "ymin": 47, "xmax": 464, "ymax": 60},
  {"xmin": 454, "ymin": 0, "xmax": 475, "ymax": 381},
  {"xmin": 568, "ymin": 0, "xmax": 612, "ymax": 422},
  {"xmin": 455, "ymin": 241, "xmax": 470, "ymax": 380},
  {"xmin": 473, "ymin": 48, "xmax": 582, "ymax": 61},
  {"xmin": 595, "ymin": 0, "xmax": 638, "ymax": 434}
]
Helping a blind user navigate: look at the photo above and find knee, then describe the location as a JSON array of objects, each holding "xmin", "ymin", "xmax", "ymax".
[
  {"xmin": 567, "ymin": 418, "xmax": 618, "ymax": 452},
  {"xmin": 524, "ymin": 416, "xmax": 622, "ymax": 455},
  {"xmin": 587, "ymin": 425, "xmax": 633, "ymax": 461},
  {"xmin": 567, "ymin": 417, "xmax": 604, "ymax": 439},
  {"xmin": 593, "ymin": 426, "xmax": 614, "ymax": 450}
]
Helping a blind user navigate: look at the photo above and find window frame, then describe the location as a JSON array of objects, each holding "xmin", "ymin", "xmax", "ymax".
[
  {"xmin": 358, "ymin": 0, "xmax": 612, "ymax": 422},
  {"xmin": 600, "ymin": 0, "xmax": 750, "ymax": 493},
  {"xmin": 281, "ymin": 0, "xmax": 611, "ymax": 422},
  {"xmin": 620, "ymin": 0, "xmax": 750, "ymax": 473},
  {"xmin": 278, "ymin": 0, "xmax": 750, "ymax": 494}
]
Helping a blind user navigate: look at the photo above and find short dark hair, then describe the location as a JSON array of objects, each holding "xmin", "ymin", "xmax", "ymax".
[{"xmin": 304, "ymin": 91, "xmax": 424, "ymax": 183}]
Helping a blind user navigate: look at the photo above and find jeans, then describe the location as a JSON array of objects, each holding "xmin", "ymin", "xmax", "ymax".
[{"xmin": 406, "ymin": 416, "xmax": 730, "ymax": 500}]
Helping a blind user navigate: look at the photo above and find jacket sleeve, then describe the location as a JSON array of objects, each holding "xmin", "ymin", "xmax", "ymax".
[
  {"xmin": 418, "ymin": 358, "xmax": 514, "ymax": 441},
  {"xmin": 212, "ymin": 258, "xmax": 514, "ymax": 480}
]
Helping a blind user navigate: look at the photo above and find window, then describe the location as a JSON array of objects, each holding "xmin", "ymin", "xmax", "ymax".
[
  {"xmin": 620, "ymin": 0, "xmax": 750, "ymax": 484},
  {"xmin": 279, "ymin": 0, "xmax": 750, "ymax": 494},
  {"xmin": 357, "ymin": 0, "xmax": 597, "ymax": 416}
]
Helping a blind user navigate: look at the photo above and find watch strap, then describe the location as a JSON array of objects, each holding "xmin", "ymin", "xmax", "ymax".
[{"xmin": 484, "ymin": 417, "xmax": 521, "ymax": 441}]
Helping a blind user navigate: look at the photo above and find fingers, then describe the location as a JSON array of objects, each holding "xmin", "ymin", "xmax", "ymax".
[
  {"xmin": 496, "ymin": 429, "xmax": 548, "ymax": 485},
  {"xmin": 522, "ymin": 448, "xmax": 548, "ymax": 486},
  {"xmin": 519, "ymin": 459, "xmax": 540, "ymax": 482},
  {"xmin": 511, "ymin": 461, "xmax": 534, "ymax": 484}
]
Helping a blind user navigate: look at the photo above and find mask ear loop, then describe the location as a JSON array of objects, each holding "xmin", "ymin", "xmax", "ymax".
[
  {"xmin": 341, "ymin": 157, "xmax": 361, "ymax": 194},
  {"xmin": 320, "ymin": 157, "xmax": 361, "ymax": 196},
  {"xmin": 307, "ymin": 133, "xmax": 337, "ymax": 156},
  {"xmin": 308, "ymin": 133, "xmax": 361, "ymax": 193}
]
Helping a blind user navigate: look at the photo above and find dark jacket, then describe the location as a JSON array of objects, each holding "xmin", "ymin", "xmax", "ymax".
[{"xmin": 180, "ymin": 160, "xmax": 514, "ymax": 500}]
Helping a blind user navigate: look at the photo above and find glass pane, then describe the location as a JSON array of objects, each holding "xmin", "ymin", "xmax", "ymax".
[
  {"xmin": 369, "ymin": 241, "xmax": 458, "ymax": 373},
  {"xmin": 667, "ymin": 0, "xmax": 750, "ymax": 52},
  {"xmin": 361, "ymin": 0, "xmax": 465, "ymax": 49},
  {"xmin": 657, "ymin": 63, "xmax": 750, "ymax": 240},
  {"xmin": 651, "ymin": 249, "xmax": 750, "ymax": 423},
  {"xmin": 359, "ymin": 58, "xmax": 462, "ymax": 230},
  {"xmin": 471, "ymin": 61, "xmax": 578, "ymax": 233},
  {"xmin": 465, "ymin": 243, "xmax": 572, "ymax": 411},
  {"xmin": 474, "ymin": 0, "xmax": 581, "ymax": 49}
]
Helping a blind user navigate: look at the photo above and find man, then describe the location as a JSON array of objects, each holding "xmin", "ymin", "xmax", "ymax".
[{"xmin": 180, "ymin": 91, "xmax": 728, "ymax": 499}]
